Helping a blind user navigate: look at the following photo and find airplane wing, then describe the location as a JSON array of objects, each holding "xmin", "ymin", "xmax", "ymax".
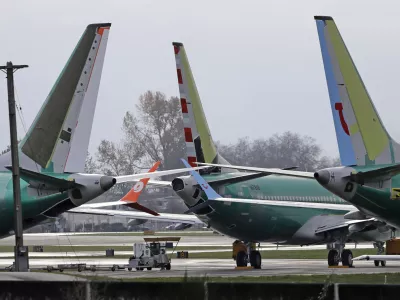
[
  {"xmin": 182, "ymin": 159, "xmax": 390, "ymax": 236},
  {"xmin": 67, "ymin": 208, "xmax": 203, "ymax": 224},
  {"xmin": 180, "ymin": 159, "xmax": 355, "ymax": 213},
  {"xmin": 313, "ymin": 217, "xmax": 377, "ymax": 234},
  {"xmin": 115, "ymin": 165, "xmax": 209, "ymax": 183},
  {"xmin": 7, "ymin": 167, "xmax": 80, "ymax": 191},
  {"xmin": 81, "ymin": 162, "xmax": 165, "ymax": 216},
  {"xmin": 196, "ymin": 162, "xmax": 314, "ymax": 179}
]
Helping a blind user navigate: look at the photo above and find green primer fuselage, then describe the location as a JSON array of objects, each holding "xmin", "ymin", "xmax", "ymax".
[
  {"xmin": 327, "ymin": 165, "xmax": 400, "ymax": 230},
  {"xmin": 0, "ymin": 172, "xmax": 70, "ymax": 238},
  {"xmin": 194, "ymin": 173, "xmax": 353, "ymax": 243}
]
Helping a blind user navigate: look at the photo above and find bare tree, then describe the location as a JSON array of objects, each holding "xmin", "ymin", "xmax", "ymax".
[
  {"xmin": 84, "ymin": 152, "xmax": 98, "ymax": 174},
  {"xmin": 217, "ymin": 131, "xmax": 338, "ymax": 172},
  {"xmin": 97, "ymin": 91, "xmax": 185, "ymax": 176}
]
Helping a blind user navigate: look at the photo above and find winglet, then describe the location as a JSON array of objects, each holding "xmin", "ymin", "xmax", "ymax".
[
  {"xmin": 121, "ymin": 161, "xmax": 161, "ymax": 216},
  {"xmin": 181, "ymin": 158, "xmax": 221, "ymax": 200}
]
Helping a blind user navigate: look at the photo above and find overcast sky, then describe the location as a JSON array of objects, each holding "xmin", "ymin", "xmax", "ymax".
[{"xmin": 1, "ymin": 0, "xmax": 400, "ymax": 160}]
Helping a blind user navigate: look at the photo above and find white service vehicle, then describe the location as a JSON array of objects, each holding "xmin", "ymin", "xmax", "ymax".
[{"xmin": 128, "ymin": 237, "xmax": 181, "ymax": 271}]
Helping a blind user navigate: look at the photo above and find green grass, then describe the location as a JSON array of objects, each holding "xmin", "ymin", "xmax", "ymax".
[
  {"xmin": 71, "ymin": 231, "xmax": 216, "ymax": 237},
  {"xmin": 0, "ymin": 249, "xmax": 377, "ymax": 260},
  {"xmin": 0, "ymin": 245, "xmax": 229, "ymax": 253},
  {"xmin": 67, "ymin": 272, "xmax": 400, "ymax": 284}
]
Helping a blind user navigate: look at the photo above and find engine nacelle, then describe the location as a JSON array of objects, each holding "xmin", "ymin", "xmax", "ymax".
[
  {"xmin": 172, "ymin": 175, "xmax": 201, "ymax": 207},
  {"xmin": 68, "ymin": 173, "xmax": 116, "ymax": 207}
]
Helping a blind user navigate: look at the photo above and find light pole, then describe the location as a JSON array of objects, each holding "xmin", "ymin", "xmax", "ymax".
[{"xmin": 0, "ymin": 62, "xmax": 29, "ymax": 271}]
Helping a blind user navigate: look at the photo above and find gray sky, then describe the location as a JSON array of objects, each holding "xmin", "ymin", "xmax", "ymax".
[{"xmin": 1, "ymin": 0, "xmax": 400, "ymax": 160}]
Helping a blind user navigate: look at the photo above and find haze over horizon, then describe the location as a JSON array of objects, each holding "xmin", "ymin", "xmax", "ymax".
[{"xmin": 1, "ymin": 0, "xmax": 400, "ymax": 160}]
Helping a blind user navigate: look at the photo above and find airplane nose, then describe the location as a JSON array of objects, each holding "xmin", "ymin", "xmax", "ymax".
[
  {"xmin": 100, "ymin": 176, "xmax": 117, "ymax": 191},
  {"xmin": 314, "ymin": 170, "xmax": 330, "ymax": 185}
]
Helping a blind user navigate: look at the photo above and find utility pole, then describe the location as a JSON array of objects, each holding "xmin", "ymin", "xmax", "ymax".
[{"xmin": 0, "ymin": 62, "xmax": 29, "ymax": 272}]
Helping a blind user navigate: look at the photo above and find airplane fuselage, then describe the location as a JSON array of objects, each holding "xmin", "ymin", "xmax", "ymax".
[
  {"xmin": 315, "ymin": 165, "xmax": 400, "ymax": 230},
  {"xmin": 173, "ymin": 172, "xmax": 392, "ymax": 244},
  {"xmin": 0, "ymin": 171, "xmax": 115, "ymax": 238}
]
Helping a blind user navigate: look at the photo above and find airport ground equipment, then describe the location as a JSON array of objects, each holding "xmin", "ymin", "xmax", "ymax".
[
  {"xmin": 127, "ymin": 237, "xmax": 180, "ymax": 271},
  {"xmin": 353, "ymin": 239, "xmax": 400, "ymax": 267}
]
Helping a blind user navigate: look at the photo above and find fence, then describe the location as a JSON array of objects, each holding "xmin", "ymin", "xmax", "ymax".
[{"xmin": 0, "ymin": 281, "xmax": 399, "ymax": 299}]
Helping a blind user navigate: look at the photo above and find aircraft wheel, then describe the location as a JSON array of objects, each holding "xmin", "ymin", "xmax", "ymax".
[
  {"xmin": 147, "ymin": 267, "xmax": 152, "ymax": 271},
  {"xmin": 128, "ymin": 268, "xmax": 132, "ymax": 271},
  {"xmin": 328, "ymin": 249, "xmax": 339, "ymax": 266},
  {"xmin": 374, "ymin": 260, "xmax": 380, "ymax": 267},
  {"xmin": 250, "ymin": 251, "xmax": 262, "ymax": 269},
  {"xmin": 381, "ymin": 261, "xmax": 386, "ymax": 267},
  {"xmin": 341, "ymin": 249, "xmax": 353, "ymax": 267},
  {"xmin": 236, "ymin": 251, "xmax": 247, "ymax": 267},
  {"xmin": 166, "ymin": 263, "xmax": 171, "ymax": 270}
]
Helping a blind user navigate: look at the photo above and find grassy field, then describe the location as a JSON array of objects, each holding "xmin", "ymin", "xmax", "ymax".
[
  {"xmin": 0, "ymin": 248, "xmax": 377, "ymax": 260},
  {"xmin": 71, "ymin": 231, "xmax": 216, "ymax": 237},
  {"xmin": 0, "ymin": 245, "xmax": 228, "ymax": 253}
]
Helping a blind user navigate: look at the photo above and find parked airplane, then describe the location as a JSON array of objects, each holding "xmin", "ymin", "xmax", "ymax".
[
  {"xmin": 311, "ymin": 16, "xmax": 400, "ymax": 252},
  {"xmin": 0, "ymin": 23, "xmax": 204, "ymax": 239},
  {"xmin": 75, "ymin": 41, "xmax": 394, "ymax": 268}
]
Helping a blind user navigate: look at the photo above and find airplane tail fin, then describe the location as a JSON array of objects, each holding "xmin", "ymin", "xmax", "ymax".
[
  {"xmin": 5, "ymin": 23, "xmax": 111, "ymax": 173},
  {"xmin": 120, "ymin": 161, "xmax": 161, "ymax": 216},
  {"xmin": 172, "ymin": 42, "xmax": 230, "ymax": 169},
  {"xmin": 315, "ymin": 16, "xmax": 400, "ymax": 167}
]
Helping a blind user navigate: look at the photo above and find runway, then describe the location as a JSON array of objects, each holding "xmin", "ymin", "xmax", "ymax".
[
  {"xmin": 0, "ymin": 232, "xmax": 393, "ymax": 280},
  {"xmin": 9, "ymin": 258, "xmax": 399, "ymax": 279},
  {"xmin": 0, "ymin": 232, "xmax": 373, "ymax": 250}
]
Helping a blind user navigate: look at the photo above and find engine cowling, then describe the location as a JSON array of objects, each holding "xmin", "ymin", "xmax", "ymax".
[
  {"xmin": 68, "ymin": 173, "xmax": 116, "ymax": 206},
  {"xmin": 172, "ymin": 175, "xmax": 201, "ymax": 207}
]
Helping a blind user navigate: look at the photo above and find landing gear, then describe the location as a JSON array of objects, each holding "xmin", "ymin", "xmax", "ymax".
[
  {"xmin": 233, "ymin": 241, "xmax": 261, "ymax": 269},
  {"xmin": 250, "ymin": 250, "xmax": 262, "ymax": 269},
  {"xmin": 236, "ymin": 251, "xmax": 247, "ymax": 267},
  {"xmin": 327, "ymin": 241, "xmax": 353, "ymax": 267},
  {"xmin": 328, "ymin": 249, "xmax": 339, "ymax": 266},
  {"xmin": 373, "ymin": 241, "xmax": 386, "ymax": 267},
  {"xmin": 341, "ymin": 249, "xmax": 353, "ymax": 267}
]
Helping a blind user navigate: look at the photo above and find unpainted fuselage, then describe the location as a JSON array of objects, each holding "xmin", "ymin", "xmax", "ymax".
[{"xmin": 174, "ymin": 172, "xmax": 392, "ymax": 244}]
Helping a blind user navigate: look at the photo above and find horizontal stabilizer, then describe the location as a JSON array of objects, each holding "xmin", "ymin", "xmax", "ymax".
[
  {"xmin": 347, "ymin": 164, "xmax": 400, "ymax": 185},
  {"xmin": 5, "ymin": 166, "xmax": 78, "ymax": 191}
]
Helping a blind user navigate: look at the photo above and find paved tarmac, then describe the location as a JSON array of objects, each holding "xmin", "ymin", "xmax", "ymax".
[
  {"xmin": 40, "ymin": 258, "xmax": 400, "ymax": 279},
  {"xmin": 0, "ymin": 257, "xmax": 397, "ymax": 279},
  {"xmin": 0, "ymin": 233, "xmax": 391, "ymax": 280}
]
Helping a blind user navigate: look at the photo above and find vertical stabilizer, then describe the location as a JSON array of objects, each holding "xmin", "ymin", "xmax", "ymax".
[
  {"xmin": 315, "ymin": 16, "xmax": 400, "ymax": 166},
  {"xmin": 11, "ymin": 23, "xmax": 111, "ymax": 173},
  {"xmin": 173, "ymin": 42, "xmax": 229, "ymax": 168}
]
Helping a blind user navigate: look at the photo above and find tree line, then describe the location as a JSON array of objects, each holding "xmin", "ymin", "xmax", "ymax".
[{"xmin": 86, "ymin": 90, "xmax": 339, "ymax": 175}]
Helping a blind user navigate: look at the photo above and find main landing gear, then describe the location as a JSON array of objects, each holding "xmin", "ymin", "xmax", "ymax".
[
  {"xmin": 232, "ymin": 241, "xmax": 261, "ymax": 269},
  {"xmin": 327, "ymin": 248, "xmax": 353, "ymax": 267},
  {"xmin": 327, "ymin": 239, "xmax": 353, "ymax": 267}
]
